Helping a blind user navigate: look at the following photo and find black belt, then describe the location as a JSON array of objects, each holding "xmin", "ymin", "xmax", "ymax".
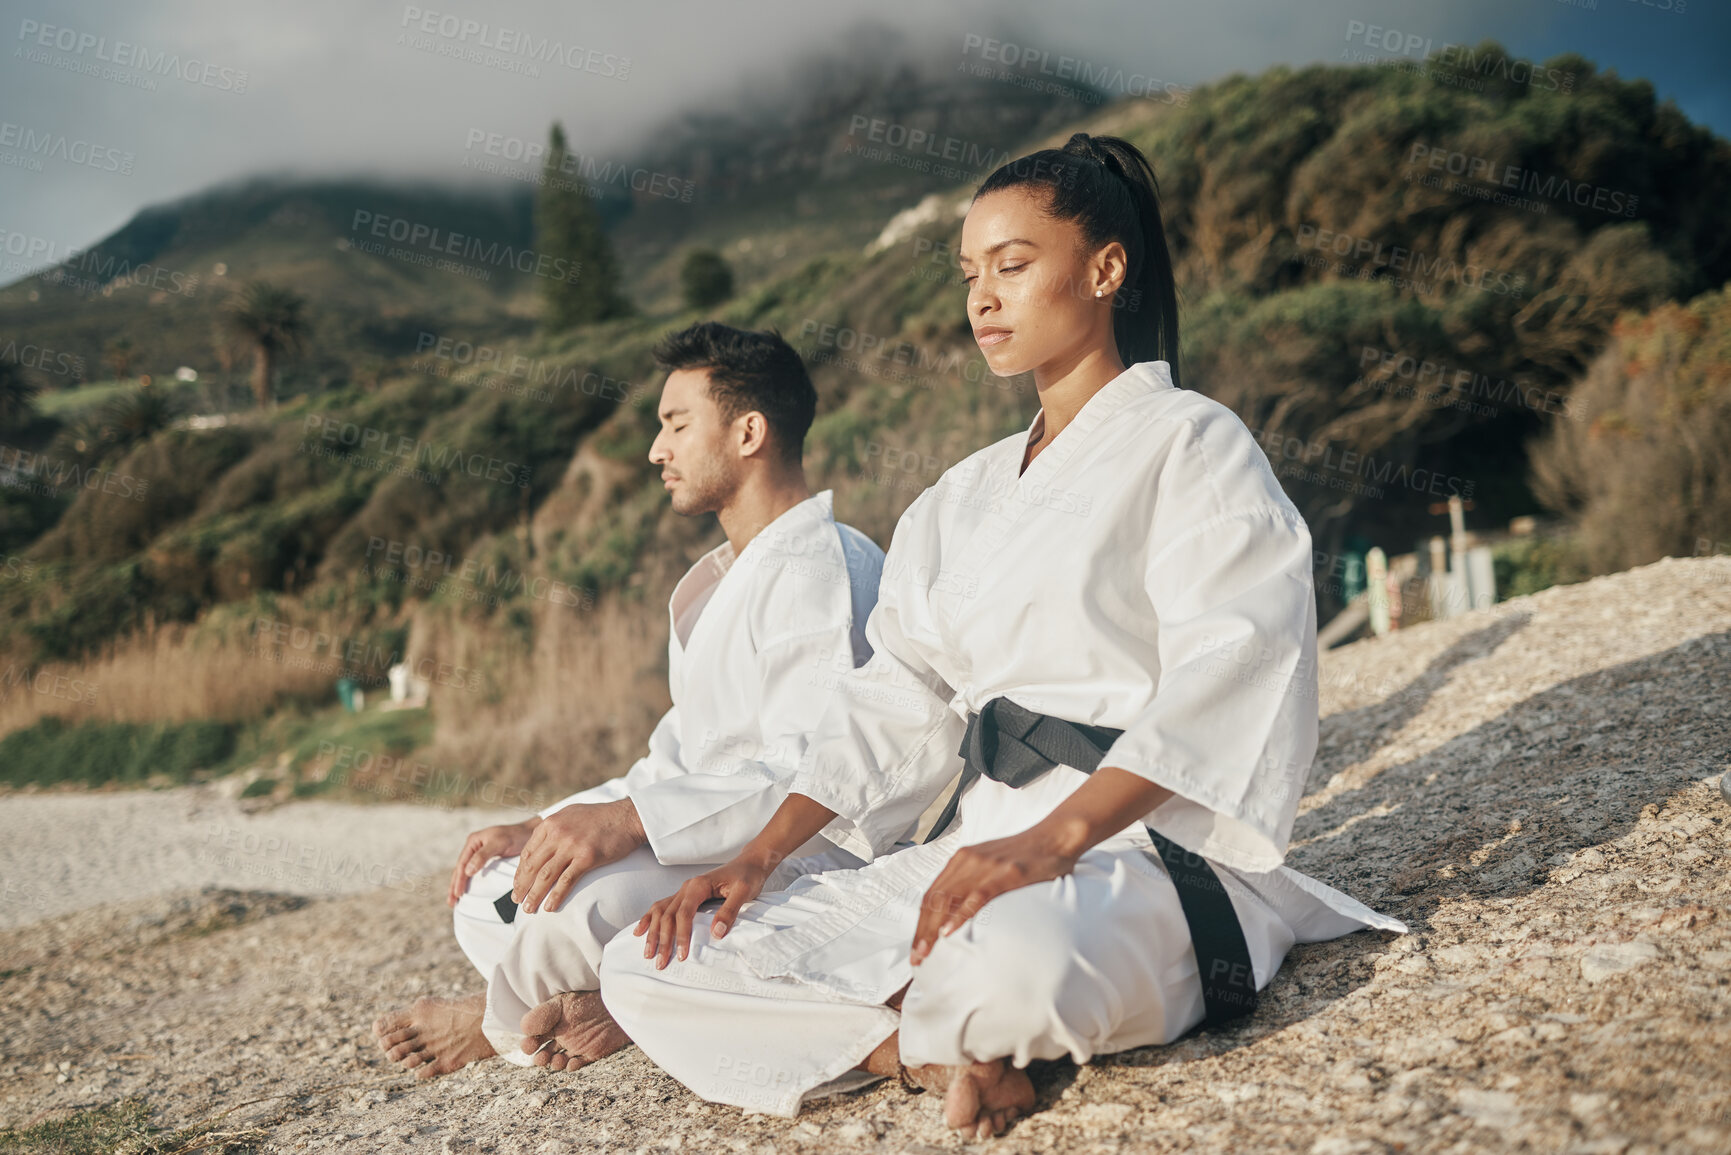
[{"xmin": 923, "ymin": 695, "xmax": 1259, "ymax": 1027}]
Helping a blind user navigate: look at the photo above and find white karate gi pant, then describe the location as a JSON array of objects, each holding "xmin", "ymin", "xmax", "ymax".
[
  {"xmin": 453, "ymin": 843, "xmax": 719, "ymax": 1062},
  {"xmin": 452, "ymin": 787, "xmax": 865, "ymax": 1064},
  {"xmin": 598, "ymin": 833, "xmax": 1400, "ymax": 1117}
]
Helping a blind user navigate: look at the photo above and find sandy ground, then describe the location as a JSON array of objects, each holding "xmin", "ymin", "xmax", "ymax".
[
  {"xmin": 2, "ymin": 555, "xmax": 1729, "ymax": 1154},
  {"xmin": 0, "ymin": 789, "xmax": 519, "ymax": 931}
]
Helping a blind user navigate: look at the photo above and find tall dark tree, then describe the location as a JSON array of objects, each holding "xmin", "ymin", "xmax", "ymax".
[
  {"xmin": 680, "ymin": 248, "xmax": 735, "ymax": 310},
  {"xmin": 225, "ymin": 281, "xmax": 310, "ymax": 409},
  {"xmin": 536, "ymin": 122, "xmax": 631, "ymax": 332}
]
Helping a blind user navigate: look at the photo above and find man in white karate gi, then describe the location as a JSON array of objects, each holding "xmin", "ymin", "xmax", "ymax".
[{"xmin": 372, "ymin": 321, "xmax": 885, "ymax": 1078}]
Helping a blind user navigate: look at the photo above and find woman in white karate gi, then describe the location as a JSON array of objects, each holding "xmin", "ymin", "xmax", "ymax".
[{"xmin": 603, "ymin": 133, "xmax": 1407, "ymax": 1138}]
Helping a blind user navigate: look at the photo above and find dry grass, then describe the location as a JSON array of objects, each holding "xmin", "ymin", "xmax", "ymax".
[
  {"xmin": 0, "ymin": 613, "xmax": 335, "ymax": 735},
  {"xmin": 1530, "ymin": 287, "xmax": 1731, "ymax": 573},
  {"xmin": 0, "ymin": 573, "xmax": 677, "ymax": 801},
  {"xmin": 409, "ymin": 590, "xmax": 673, "ymax": 796}
]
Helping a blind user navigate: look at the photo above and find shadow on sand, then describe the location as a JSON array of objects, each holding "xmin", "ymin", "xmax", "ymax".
[{"xmin": 1063, "ymin": 618, "xmax": 1730, "ymax": 1083}]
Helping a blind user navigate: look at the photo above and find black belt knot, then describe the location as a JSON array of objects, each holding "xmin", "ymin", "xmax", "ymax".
[{"xmin": 924, "ymin": 695, "xmax": 1259, "ymax": 1027}]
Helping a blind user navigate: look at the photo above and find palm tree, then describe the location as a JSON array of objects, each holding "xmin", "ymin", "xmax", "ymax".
[
  {"xmin": 104, "ymin": 337, "xmax": 139, "ymax": 381},
  {"xmin": 0, "ymin": 360, "xmax": 40, "ymax": 433},
  {"xmin": 225, "ymin": 281, "xmax": 311, "ymax": 409},
  {"xmin": 104, "ymin": 383, "xmax": 177, "ymax": 444}
]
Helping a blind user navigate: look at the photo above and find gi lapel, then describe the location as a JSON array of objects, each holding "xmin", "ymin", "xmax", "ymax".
[
  {"xmin": 933, "ymin": 363, "xmax": 1165, "ymax": 631},
  {"xmin": 664, "ymin": 541, "xmax": 736, "ymax": 699}
]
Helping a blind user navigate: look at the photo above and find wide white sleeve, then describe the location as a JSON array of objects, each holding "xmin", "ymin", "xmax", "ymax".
[
  {"xmin": 624, "ymin": 627, "xmax": 850, "ymax": 864},
  {"xmin": 788, "ymin": 510, "xmax": 969, "ymax": 861},
  {"xmin": 1098, "ymin": 500, "xmax": 1320, "ymax": 874}
]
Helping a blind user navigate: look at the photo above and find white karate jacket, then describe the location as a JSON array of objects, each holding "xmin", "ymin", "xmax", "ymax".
[
  {"xmin": 790, "ymin": 359, "xmax": 1334, "ymax": 873},
  {"xmin": 540, "ymin": 490, "xmax": 885, "ymax": 864}
]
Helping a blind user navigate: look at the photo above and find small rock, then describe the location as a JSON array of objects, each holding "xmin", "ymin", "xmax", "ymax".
[
  {"xmin": 832, "ymin": 1120, "xmax": 875, "ymax": 1143},
  {"xmin": 1581, "ymin": 941, "xmax": 1661, "ymax": 983},
  {"xmin": 1073, "ymin": 1101, "xmax": 1136, "ymax": 1126},
  {"xmin": 1434, "ymin": 945, "xmax": 1482, "ymax": 966},
  {"xmin": 1209, "ymin": 1083, "xmax": 1261, "ymax": 1105},
  {"xmin": 1456, "ymin": 1088, "xmax": 1523, "ymax": 1129},
  {"xmin": 1309, "ymin": 1137, "xmax": 1389, "ymax": 1155}
]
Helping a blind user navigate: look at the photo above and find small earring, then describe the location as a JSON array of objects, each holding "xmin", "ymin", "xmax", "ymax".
[{"xmin": 1095, "ymin": 289, "xmax": 1103, "ymax": 297}]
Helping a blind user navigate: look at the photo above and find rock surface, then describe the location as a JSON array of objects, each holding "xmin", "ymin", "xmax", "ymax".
[{"xmin": 2, "ymin": 556, "xmax": 1728, "ymax": 1153}]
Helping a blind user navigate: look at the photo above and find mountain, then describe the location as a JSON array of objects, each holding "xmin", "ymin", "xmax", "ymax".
[
  {"xmin": 0, "ymin": 25, "xmax": 1104, "ymax": 392},
  {"xmin": 2, "ymin": 178, "xmax": 541, "ymax": 393},
  {"xmin": 2, "ymin": 33, "xmax": 1729, "ymax": 791}
]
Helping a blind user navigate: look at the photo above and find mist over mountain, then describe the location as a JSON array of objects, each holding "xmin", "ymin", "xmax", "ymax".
[{"xmin": 2, "ymin": 21, "xmax": 1106, "ymax": 379}]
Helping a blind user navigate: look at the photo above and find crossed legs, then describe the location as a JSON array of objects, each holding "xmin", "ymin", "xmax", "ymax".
[
  {"xmin": 599, "ymin": 846, "xmax": 1264, "ymax": 1135},
  {"xmin": 375, "ymin": 846, "xmax": 711, "ymax": 1076}
]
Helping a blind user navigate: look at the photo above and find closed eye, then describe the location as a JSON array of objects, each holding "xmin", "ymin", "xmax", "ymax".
[{"xmin": 961, "ymin": 264, "xmax": 1027, "ymax": 286}]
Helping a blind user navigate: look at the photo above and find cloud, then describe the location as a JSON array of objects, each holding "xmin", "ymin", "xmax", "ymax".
[{"xmin": 0, "ymin": 0, "xmax": 1722, "ymax": 258}]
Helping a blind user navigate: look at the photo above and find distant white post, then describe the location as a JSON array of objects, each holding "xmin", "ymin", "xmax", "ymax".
[
  {"xmin": 1367, "ymin": 547, "xmax": 1390, "ymax": 636},
  {"xmin": 1427, "ymin": 535, "xmax": 1455, "ymax": 619}
]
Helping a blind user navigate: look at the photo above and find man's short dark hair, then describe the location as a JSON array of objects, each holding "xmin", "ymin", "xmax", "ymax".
[{"xmin": 652, "ymin": 321, "xmax": 816, "ymax": 466}]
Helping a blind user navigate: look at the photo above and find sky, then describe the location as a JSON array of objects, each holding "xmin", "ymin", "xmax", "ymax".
[{"xmin": 1, "ymin": 0, "xmax": 1725, "ymax": 272}]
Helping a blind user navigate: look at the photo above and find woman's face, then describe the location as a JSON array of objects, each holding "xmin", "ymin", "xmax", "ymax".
[{"xmin": 957, "ymin": 185, "xmax": 1126, "ymax": 380}]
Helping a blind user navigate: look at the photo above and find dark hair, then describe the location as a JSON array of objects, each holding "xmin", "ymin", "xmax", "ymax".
[
  {"xmin": 973, "ymin": 132, "xmax": 1182, "ymax": 387},
  {"xmin": 651, "ymin": 321, "xmax": 817, "ymax": 465}
]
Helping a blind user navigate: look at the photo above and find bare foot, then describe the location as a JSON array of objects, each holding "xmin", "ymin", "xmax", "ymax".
[
  {"xmin": 372, "ymin": 992, "xmax": 495, "ymax": 1080},
  {"xmin": 519, "ymin": 990, "xmax": 631, "ymax": 1071},
  {"xmin": 916, "ymin": 1059, "xmax": 1035, "ymax": 1139},
  {"xmin": 861, "ymin": 1026, "xmax": 1035, "ymax": 1139}
]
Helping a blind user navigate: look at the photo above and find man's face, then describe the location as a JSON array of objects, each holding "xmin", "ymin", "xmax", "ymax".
[{"xmin": 648, "ymin": 368, "xmax": 742, "ymax": 516}]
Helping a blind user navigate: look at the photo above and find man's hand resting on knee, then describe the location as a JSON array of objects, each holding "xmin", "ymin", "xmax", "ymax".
[
  {"xmin": 448, "ymin": 819, "xmax": 541, "ymax": 907},
  {"xmin": 512, "ymin": 800, "xmax": 649, "ymax": 915}
]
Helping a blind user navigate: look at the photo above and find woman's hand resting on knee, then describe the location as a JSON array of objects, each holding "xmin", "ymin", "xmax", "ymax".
[
  {"xmin": 632, "ymin": 791, "xmax": 843, "ymax": 968},
  {"xmin": 910, "ymin": 767, "xmax": 1174, "ymax": 966},
  {"xmin": 910, "ymin": 830, "xmax": 1083, "ymax": 966},
  {"xmin": 632, "ymin": 853, "xmax": 776, "ymax": 968}
]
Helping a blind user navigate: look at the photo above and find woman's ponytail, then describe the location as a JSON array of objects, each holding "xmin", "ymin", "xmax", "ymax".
[{"xmin": 974, "ymin": 132, "xmax": 1181, "ymax": 387}]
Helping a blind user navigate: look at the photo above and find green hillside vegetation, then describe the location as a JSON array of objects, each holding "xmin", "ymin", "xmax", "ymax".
[{"xmin": 1, "ymin": 41, "xmax": 1728, "ymax": 714}]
